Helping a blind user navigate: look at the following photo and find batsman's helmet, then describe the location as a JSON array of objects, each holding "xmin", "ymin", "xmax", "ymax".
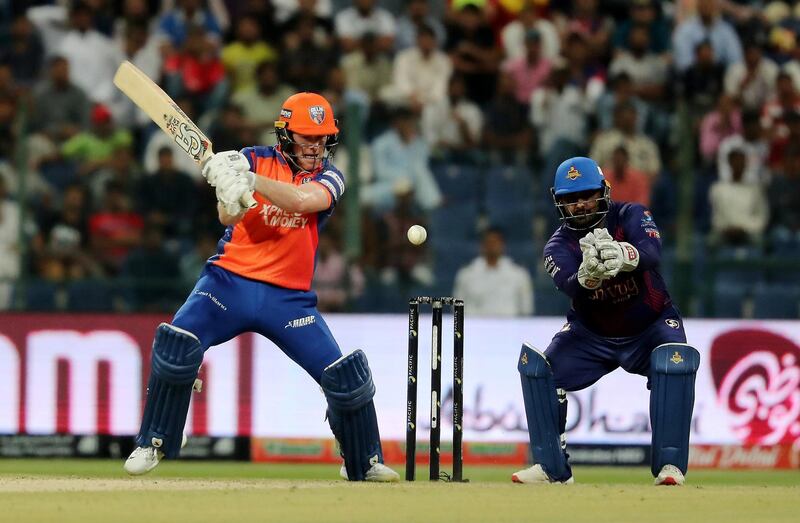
[
  {"xmin": 551, "ymin": 156, "xmax": 611, "ymax": 230},
  {"xmin": 275, "ymin": 92, "xmax": 339, "ymax": 171}
]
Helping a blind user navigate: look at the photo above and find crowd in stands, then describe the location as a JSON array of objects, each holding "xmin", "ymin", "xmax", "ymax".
[{"xmin": 1, "ymin": 0, "xmax": 799, "ymax": 317}]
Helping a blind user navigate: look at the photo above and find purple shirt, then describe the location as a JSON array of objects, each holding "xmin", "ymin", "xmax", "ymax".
[{"xmin": 542, "ymin": 202, "xmax": 671, "ymax": 337}]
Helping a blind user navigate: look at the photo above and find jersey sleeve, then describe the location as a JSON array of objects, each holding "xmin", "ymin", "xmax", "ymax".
[
  {"xmin": 315, "ymin": 167, "xmax": 346, "ymax": 205},
  {"xmin": 239, "ymin": 146, "xmax": 257, "ymax": 172},
  {"xmin": 543, "ymin": 236, "xmax": 582, "ymax": 299},
  {"xmin": 620, "ymin": 203, "xmax": 662, "ymax": 270}
]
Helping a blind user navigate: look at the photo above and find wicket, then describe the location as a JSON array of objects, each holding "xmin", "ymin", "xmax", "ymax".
[{"xmin": 406, "ymin": 296, "xmax": 466, "ymax": 482}]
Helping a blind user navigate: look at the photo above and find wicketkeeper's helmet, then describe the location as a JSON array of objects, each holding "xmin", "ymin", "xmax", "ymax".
[{"xmin": 551, "ymin": 156, "xmax": 611, "ymax": 230}]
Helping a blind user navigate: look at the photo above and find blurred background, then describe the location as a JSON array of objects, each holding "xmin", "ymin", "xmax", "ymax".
[
  {"xmin": 1, "ymin": 0, "xmax": 800, "ymax": 319},
  {"xmin": 2, "ymin": 0, "xmax": 800, "ymax": 472}
]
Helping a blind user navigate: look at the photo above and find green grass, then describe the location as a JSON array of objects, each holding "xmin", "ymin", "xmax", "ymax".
[{"xmin": 0, "ymin": 460, "xmax": 797, "ymax": 523}]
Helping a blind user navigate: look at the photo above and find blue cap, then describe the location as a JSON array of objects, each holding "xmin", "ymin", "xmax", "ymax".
[{"xmin": 552, "ymin": 157, "xmax": 605, "ymax": 196}]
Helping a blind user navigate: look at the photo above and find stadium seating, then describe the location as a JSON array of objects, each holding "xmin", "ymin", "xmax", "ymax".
[{"xmin": 752, "ymin": 284, "xmax": 800, "ymax": 319}]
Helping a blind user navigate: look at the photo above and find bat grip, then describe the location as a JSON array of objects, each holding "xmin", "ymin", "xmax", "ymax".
[{"xmin": 241, "ymin": 192, "xmax": 258, "ymax": 209}]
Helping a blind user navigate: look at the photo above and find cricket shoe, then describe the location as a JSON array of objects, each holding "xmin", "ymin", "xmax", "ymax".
[
  {"xmin": 124, "ymin": 434, "xmax": 188, "ymax": 476},
  {"xmin": 511, "ymin": 464, "xmax": 574, "ymax": 484},
  {"xmin": 654, "ymin": 464, "xmax": 685, "ymax": 486},
  {"xmin": 339, "ymin": 463, "xmax": 400, "ymax": 482}
]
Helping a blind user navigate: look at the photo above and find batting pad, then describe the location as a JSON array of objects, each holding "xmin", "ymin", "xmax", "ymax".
[
  {"xmin": 322, "ymin": 350, "xmax": 383, "ymax": 481},
  {"xmin": 650, "ymin": 343, "xmax": 700, "ymax": 477},
  {"xmin": 518, "ymin": 344, "xmax": 572, "ymax": 482},
  {"xmin": 136, "ymin": 323, "xmax": 203, "ymax": 459}
]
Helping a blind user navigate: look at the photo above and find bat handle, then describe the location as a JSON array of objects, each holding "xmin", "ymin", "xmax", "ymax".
[{"xmin": 241, "ymin": 192, "xmax": 258, "ymax": 209}]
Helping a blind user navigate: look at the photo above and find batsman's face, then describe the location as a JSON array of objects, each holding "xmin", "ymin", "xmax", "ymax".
[
  {"xmin": 561, "ymin": 189, "xmax": 602, "ymax": 227},
  {"xmin": 292, "ymin": 133, "xmax": 327, "ymax": 171}
]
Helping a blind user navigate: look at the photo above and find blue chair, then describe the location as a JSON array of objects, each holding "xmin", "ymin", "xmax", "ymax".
[
  {"xmin": 431, "ymin": 163, "xmax": 481, "ymax": 203},
  {"xmin": 22, "ymin": 280, "xmax": 59, "ymax": 311},
  {"xmin": 534, "ymin": 280, "xmax": 570, "ymax": 317},
  {"xmin": 505, "ymin": 241, "xmax": 539, "ymax": 271},
  {"xmin": 429, "ymin": 202, "xmax": 480, "ymax": 242},
  {"xmin": 486, "ymin": 203, "xmax": 535, "ymax": 241},
  {"xmin": 432, "ymin": 240, "xmax": 479, "ymax": 292},
  {"xmin": 707, "ymin": 284, "xmax": 749, "ymax": 319},
  {"xmin": 752, "ymin": 284, "xmax": 800, "ymax": 319},
  {"xmin": 66, "ymin": 280, "xmax": 114, "ymax": 312}
]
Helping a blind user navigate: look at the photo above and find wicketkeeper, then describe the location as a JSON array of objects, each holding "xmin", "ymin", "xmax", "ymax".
[{"xmin": 514, "ymin": 156, "xmax": 699, "ymax": 486}]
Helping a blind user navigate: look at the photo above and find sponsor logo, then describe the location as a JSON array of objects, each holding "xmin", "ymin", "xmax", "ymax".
[
  {"xmin": 280, "ymin": 108, "xmax": 292, "ymax": 119},
  {"xmin": 544, "ymin": 255, "xmax": 561, "ymax": 278},
  {"xmin": 285, "ymin": 315, "xmax": 316, "ymax": 329},
  {"xmin": 588, "ymin": 277, "xmax": 639, "ymax": 304},
  {"xmin": 301, "ymin": 176, "xmax": 313, "ymax": 184},
  {"xmin": 566, "ymin": 166, "xmax": 581, "ymax": 180},
  {"xmin": 666, "ymin": 319, "xmax": 680, "ymax": 329},
  {"xmin": 309, "ymin": 105, "xmax": 325, "ymax": 125},
  {"xmin": 259, "ymin": 204, "xmax": 309, "ymax": 228},
  {"xmin": 710, "ymin": 329, "xmax": 800, "ymax": 445},
  {"xmin": 193, "ymin": 290, "xmax": 227, "ymax": 310},
  {"xmin": 624, "ymin": 245, "xmax": 637, "ymax": 260},
  {"xmin": 645, "ymin": 228, "xmax": 660, "ymax": 239},
  {"xmin": 671, "ymin": 352, "xmax": 684, "ymax": 364}
]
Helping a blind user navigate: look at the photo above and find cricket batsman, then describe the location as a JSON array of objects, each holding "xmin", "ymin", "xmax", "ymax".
[
  {"xmin": 124, "ymin": 92, "xmax": 399, "ymax": 482},
  {"xmin": 513, "ymin": 157, "xmax": 699, "ymax": 486}
]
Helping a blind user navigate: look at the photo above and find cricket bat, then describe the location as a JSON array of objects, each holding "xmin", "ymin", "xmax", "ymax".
[{"xmin": 113, "ymin": 60, "xmax": 256, "ymax": 208}]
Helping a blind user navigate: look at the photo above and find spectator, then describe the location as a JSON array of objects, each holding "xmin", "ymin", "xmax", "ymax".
[
  {"xmin": 394, "ymin": 0, "xmax": 446, "ymax": 52},
  {"xmin": 163, "ymin": 24, "xmax": 228, "ymax": 117},
  {"xmin": 768, "ymin": 146, "xmax": 800, "ymax": 243},
  {"xmin": 612, "ymin": 0, "xmax": 670, "ymax": 55},
  {"xmin": 313, "ymin": 231, "xmax": 365, "ymax": 312},
  {"xmin": 453, "ymin": 228, "xmax": 533, "ymax": 317},
  {"xmin": 762, "ymin": 71, "xmax": 800, "ymax": 159},
  {"xmin": 157, "ymin": 0, "xmax": 222, "ymax": 50},
  {"xmin": 374, "ymin": 189, "xmax": 432, "ymax": 288},
  {"xmin": 0, "ymin": 176, "xmax": 20, "ymax": 308},
  {"xmin": 275, "ymin": 0, "xmax": 333, "ymax": 28},
  {"xmin": 341, "ymin": 33, "xmax": 393, "ymax": 104},
  {"xmin": 59, "ymin": 2, "xmax": 121, "ymax": 108},
  {"xmin": 32, "ymin": 183, "xmax": 99, "ymax": 282},
  {"xmin": 61, "ymin": 104, "xmax": 133, "ymax": 177},
  {"xmin": 709, "ymin": 148, "xmax": 769, "ymax": 247},
  {"xmin": 121, "ymin": 224, "xmax": 181, "ymax": 311},
  {"xmin": 595, "ymin": 73, "xmax": 649, "ymax": 133},
  {"xmin": 279, "ymin": 14, "xmax": 336, "ymax": 92},
  {"xmin": 89, "ymin": 143, "xmax": 141, "ymax": 205},
  {"xmin": 672, "ymin": 0, "xmax": 743, "ymax": 72},
  {"xmin": 501, "ymin": 28, "xmax": 552, "ymax": 105},
  {"xmin": 362, "ymin": 107, "xmax": 441, "ymax": 215},
  {"xmin": 561, "ymin": 31, "xmax": 606, "ymax": 100},
  {"xmin": 0, "ymin": 14, "xmax": 45, "ymax": 88},
  {"xmin": 445, "ymin": 3, "xmax": 501, "ymax": 106},
  {"xmin": 483, "ymin": 72, "xmax": 534, "ymax": 166},
  {"xmin": 555, "ymin": 0, "xmax": 614, "ymax": 63},
  {"xmin": 0, "ymin": 94, "xmax": 17, "ymax": 163},
  {"xmin": 530, "ymin": 62, "xmax": 592, "ymax": 171},
  {"xmin": 602, "ymin": 146, "xmax": 651, "ymax": 207},
  {"xmin": 320, "ymin": 66, "xmax": 370, "ymax": 132},
  {"xmin": 501, "ymin": 0, "xmax": 560, "ymax": 62},
  {"xmin": 138, "ymin": 147, "xmax": 198, "ymax": 241},
  {"xmin": 232, "ymin": 61, "xmax": 294, "ymax": 145},
  {"xmin": 381, "ymin": 24, "xmax": 452, "ymax": 111},
  {"xmin": 179, "ymin": 231, "xmax": 218, "ymax": 285},
  {"xmin": 699, "ymin": 94, "xmax": 742, "ymax": 165},
  {"xmin": 88, "ymin": 181, "xmax": 144, "ymax": 274},
  {"xmin": 143, "ymin": 97, "xmax": 205, "ymax": 178},
  {"xmin": 112, "ymin": 0, "xmax": 158, "ymax": 45},
  {"xmin": 28, "ymin": 56, "xmax": 90, "ymax": 144},
  {"xmin": 676, "ymin": 39, "xmax": 726, "ymax": 117},
  {"xmin": 608, "ymin": 24, "xmax": 668, "ymax": 102},
  {"xmin": 112, "ymin": 20, "xmax": 163, "ymax": 126},
  {"xmin": 210, "ymin": 103, "xmax": 256, "ymax": 153},
  {"xmin": 590, "ymin": 102, "xmax": 661, "ymax": 180},
  {"xmin": 717, "ymin": 110, "xmax": 769, "ymax": 185},
  {"xmin": 725, "ymin": 37, "xmax": 778, "ymax": 112},
  {"xmin": 421, "ymin": 74, "xmax": 483, "ymax": 160},
  {"xmin": 221, "ymin": 14, "xmax": 278, "ymax": 95},
  {"xmin": 334, "ymin": 0, "xmax": 396, "ymax": 54}
]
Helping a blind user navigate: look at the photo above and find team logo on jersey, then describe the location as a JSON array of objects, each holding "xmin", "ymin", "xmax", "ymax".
[
  {"xmin": 645, "ymin": 228, "xmax": 660, "ymax": 239},
  {"xmin": 301, "ymin": 176, "xmax": 313, "ymax": 184},
  {"xmin": 665, "ymin": 319, "xmax": 680, "ymax": 329},
  {"xmin": 566, "ymin": 166, "xmax": 581, "ymax": 180},
  {"xmin": 671, "ymin": 351, "xmax": 684, "ymax": 365},
  {"xmin": 285, "ymin": 315, "xmax": 316, "ymax": 329},
  {"xmin": 309, "ymin": 105, "xmax": 325, "ymax": 125},
  {"xmin": 520, "ymin": 352, "xmax": 528, "ymax": 365},
  {"xmin": 280, "ymin": 108, "xmax": 293, "ymax": 119}
]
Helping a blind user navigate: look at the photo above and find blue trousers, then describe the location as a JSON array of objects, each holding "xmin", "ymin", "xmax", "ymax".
[
  {"xmin": 172, "ymin": 264, "xmax": 342, "ymax": 383},
  {"xmin": 545, "ymin": 306, "xmax": 687, "ymax": 391}
]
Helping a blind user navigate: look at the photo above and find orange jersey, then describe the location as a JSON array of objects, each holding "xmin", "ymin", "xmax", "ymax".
[{"xmin": 210, "ymin": 146, "xmax": 345, "ymax": 290}]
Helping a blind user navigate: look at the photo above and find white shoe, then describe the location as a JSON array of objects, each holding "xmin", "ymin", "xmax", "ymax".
[
  {"xmin": 124, "ymin": 434, "xmax": 187, "ymax": 476},
  {"xmin": 511, "ymin": 464, "xmax": 574, "ymax": 484},
  {"xmin": 654, "ymin": 464, "xmax": 685, "ymax": 486},
  {"xmin": 339, "ymin": 462, "xmax": 400, "ymax": 482}
]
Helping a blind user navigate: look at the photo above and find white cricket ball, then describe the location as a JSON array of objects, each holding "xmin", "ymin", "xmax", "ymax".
[{"xmin": 407, "ymin": 224, "xmax": 427, "ymax": 245}]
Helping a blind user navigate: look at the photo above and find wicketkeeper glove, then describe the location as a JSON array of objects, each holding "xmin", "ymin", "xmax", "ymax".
[{"xmin": 593, "ymin": 228, "xmax": 639, "ymax": 278}]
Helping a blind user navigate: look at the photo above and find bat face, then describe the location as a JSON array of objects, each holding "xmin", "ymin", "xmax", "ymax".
[{"xmin": 163, "ymin": 101, "xmax": 211, "ymax": 163}]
